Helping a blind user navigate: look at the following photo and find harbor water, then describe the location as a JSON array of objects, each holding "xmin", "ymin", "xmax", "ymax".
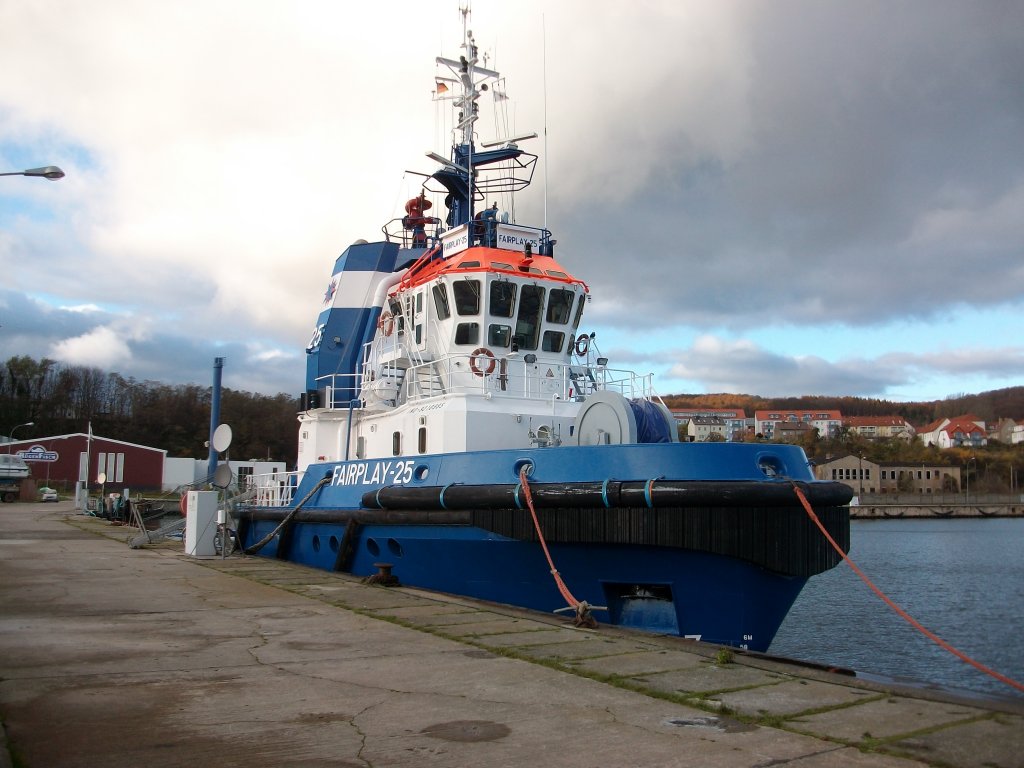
[{"xmin": 770, "ymin": 517, "xmax": 1024, "ymax": 701}]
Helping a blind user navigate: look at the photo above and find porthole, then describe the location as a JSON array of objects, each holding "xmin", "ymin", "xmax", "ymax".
[
  {"xmin": 387, "ymin": 538, "xmax": 404, "ymax": 557},
  {"xmin": 513, "ymin": 458, "xmax": 535, "ymax": 479},
  {"xmin": 366, "ymin": 538, "xmax": 380, "ymax": 557},
  {"xmin": 329, "ymin": 535, "xmax": 339, "ymax": 552},
  {"xmin": 757, "ymin": 454, "xmax": 784, "ymax": 478},
  {"xmin": 312, "ymin": 535, "xmax": 321, "ymax": 553},
  {"xmin": 414, "ymin": 465, "xmax": 430, "ymax": 481}
]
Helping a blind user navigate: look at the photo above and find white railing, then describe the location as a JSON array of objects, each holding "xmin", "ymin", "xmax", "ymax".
[
  {"xmin": 353, "ymin": 348, "xmax": 658, "ymax": 409},
  {"xmin": 245, "ymin": 471, "xmax": 303, "ymax": 508},
  {"xmin": 312, "ymin": 373, "xmax": 362, "ymax": 408}
]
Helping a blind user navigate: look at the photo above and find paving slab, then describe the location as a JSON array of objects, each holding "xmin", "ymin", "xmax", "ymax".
[
  {"xmin": 886, "ymin": 713, "xmax": 1024, "ymax": 768},
  {"xmin": 634, "ymin": 661, "xmax": 795, "ymax": 696},
  {"xmin": 396, "ymin": 609, "xmax": 513, "ymax": 626},
  {"xmin": 717, "ymin": 677, "xmax": 885, "ymax": 717},
  {"xmin": 363, "ymin": 603, "xmax": 482, "ymax": 620},
  {"xmin": 564, "ymin": 649, "xmax": 707, "ymax": 677},
  {"xmin": 790, "ymin": 695, "xmax": 983, "ymax": 741},
  {"xmin": 514, "ymin": 636, "xmax": 660, "ymax": 661},
  {"xmin": 434, "ymin": 619, "xmax": 568, "ymax": 640},
  {"xmin": 2, "ymin": 504, "xmax": 1022, "ymax": 768}
]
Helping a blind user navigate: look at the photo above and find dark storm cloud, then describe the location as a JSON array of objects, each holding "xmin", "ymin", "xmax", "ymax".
[
  {"xmin": 643, "ymin": 336, "xmax": 1024, "ymax": 399},
  {"xmin": 559, "ymin": 2, "xmax": 1024, "ymax": 330},
  {"xmin": 0, "ymin": 289, "xmax": 300, "ymax": 395}
]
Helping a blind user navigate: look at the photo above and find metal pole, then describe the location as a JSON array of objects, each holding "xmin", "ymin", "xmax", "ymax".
[{"xmin": 207, "ymin": 358, "xmax": 224, "ymax": 482}]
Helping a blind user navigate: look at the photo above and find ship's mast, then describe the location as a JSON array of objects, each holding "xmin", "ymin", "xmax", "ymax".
[
  {"xmin": 459, "ymin": 9, "xmax": 475, "ymax": 217},
  {"xmin": 433, "ymin": 7, "xmax": 501, "ymax": 226},
  {"xmin": 429, "ymin": 6, "xmax": 536, "ymax": 231}
]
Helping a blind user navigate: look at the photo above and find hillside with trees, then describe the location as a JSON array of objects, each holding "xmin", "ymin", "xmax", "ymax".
[
  {"xmin": 662, "ymin": 388, "xmax": 1024, "ymax": 426},
  {"xmin": 1, "ymin": 355, "xmax": 299, "ymax": 465},
  {"xmin": 3, "ymin": 355, "xmax": 1022, "ymax": 481}
]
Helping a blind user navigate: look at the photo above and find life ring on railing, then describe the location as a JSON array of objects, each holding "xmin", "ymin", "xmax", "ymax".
[
  {"xmin": 469, "ymin": 347, "xmax": 496, "ymax": 376},
  {"xmin": 377, "ymin": 311, "xmax": 395, "ymax": 337},
  {"xmin": 179, "ymin": 494, "xmax": 188, "ymax": 516},
  {"xmin": 574, "ymin": 334, "xmax": 590, "ymax": 356}
]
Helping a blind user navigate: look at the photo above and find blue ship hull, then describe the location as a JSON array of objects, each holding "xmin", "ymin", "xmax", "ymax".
[
  {"xmin": 243, "ymin": 520, "xmax": 806, "ymax": 648},
  {"xmin": 237, "ymin": 443, "xmax": 851, "ymax": 652}
]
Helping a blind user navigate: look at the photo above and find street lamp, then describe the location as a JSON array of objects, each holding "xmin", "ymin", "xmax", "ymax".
[
  {"xmin": 965, "ymin": 455, "xmax": 976, "ymax": 505},
  {"xmin": 0, "ymin": 166, "xmax": 65, "ymax": 180},
  {"xmin": 7, "ymin": 422, "xmax": 34, "ymax": 454}
]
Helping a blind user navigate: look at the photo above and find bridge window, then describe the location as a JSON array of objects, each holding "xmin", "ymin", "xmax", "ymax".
[
  {"xmin": 489, "ymin": 280, "xmax": 516, "ymax": 317},
  {"xmin": 546, "ymin": 289, "xmax": 574, "ymax": 324},
  {"xmin": 392, "ymin": 431, "xmax": 402, "ymax": 456},
  {"xmin": 489, "ymin": 324, "xmax": 512, "ymax": 347},
  {"xmin": 453, "ymin": 279, "xmax": 480, "ymax": 315},
  {"xmin": 542, "ymin": 330, "xmax": 565, "ymax": 353},
  {"xmin": 515, "ymin": 284, "xmax": 545, "ymax": 351},
  {"xmin": 455, "ymin": 322, "xmax": 480, "ymax": 345},
  {"xmin": 432, "ymin": 283, "xmax": 451, "ymax": 320},
  {"xmin": 572, "ymin": 294, "xmax": 586, "ymax": 329}
]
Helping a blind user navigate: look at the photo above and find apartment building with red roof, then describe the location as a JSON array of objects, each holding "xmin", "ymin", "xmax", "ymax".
[
  {"xmin": 843, "ymin": 415, "xmax": 915, "ymax": 441},
  {"xmin": 754, "ymin": 409, "xmax": 843, "ymax": 440},
  {"xmin": 916, "ymin": 415, "xmax": 988, "ymax": 449}
]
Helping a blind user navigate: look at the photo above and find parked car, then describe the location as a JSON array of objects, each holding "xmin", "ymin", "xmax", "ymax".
[{"xmin": 38, "ymin": 487, "xmax": 59, "ymax": 502}]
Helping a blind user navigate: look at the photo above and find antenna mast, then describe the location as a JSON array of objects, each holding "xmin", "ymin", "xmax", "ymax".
[{"xmin": 542, "ymin": 14, "xmax": 549, "ymax": 230}]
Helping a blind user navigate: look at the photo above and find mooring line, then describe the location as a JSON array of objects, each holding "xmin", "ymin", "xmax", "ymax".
[
  {"xmin": 792, "ymin": 482, "xmax": 1024, "ymax": 694},
  {"xmin": 519, "ymin": 468, "xmax": 600, "ymax": 628},
  {"xmin": 244, "ymin": 476, "xmax": 332, "ymax": 555}
]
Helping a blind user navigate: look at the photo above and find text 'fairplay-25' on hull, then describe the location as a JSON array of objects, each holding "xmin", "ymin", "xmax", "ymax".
[{"xmin": 235, "ymin": 10, "xmax": 852, "ymax": 652}]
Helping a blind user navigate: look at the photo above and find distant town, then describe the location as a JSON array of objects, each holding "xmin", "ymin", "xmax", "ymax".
[{"xmin": 670, "ymin": 406, "xmax": 1023, "ymax": 498}]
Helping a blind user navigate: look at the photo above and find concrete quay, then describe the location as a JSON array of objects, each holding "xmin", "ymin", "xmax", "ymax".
[
  {"xmin": 850, "ymin": 504, "xmax": 1023, "ymax": 519},
  {"xmin": 1, "ymin": 503, "xmax": 1021, "ymax": 768}
]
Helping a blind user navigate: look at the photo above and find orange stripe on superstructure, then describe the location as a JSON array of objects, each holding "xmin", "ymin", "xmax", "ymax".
[{"xmin": 396, "ymin": 245, "xmax": 588, "ymax": 294}]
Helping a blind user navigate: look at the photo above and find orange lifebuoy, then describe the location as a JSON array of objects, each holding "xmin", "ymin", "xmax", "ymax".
[
  {"xmin": 469, "ymin": 347, "xmax": 496, "ymax": 376},
  {"xmin": 377, "ymin": 311, "xmax": 395, "ymax": 337},
  {"xmin": 179, "ymin": 494, "xmax": 188, "ymax": 517},
  {"xmin": 574, "ymin": 334, "xmax": 590, "ymax": 356}
]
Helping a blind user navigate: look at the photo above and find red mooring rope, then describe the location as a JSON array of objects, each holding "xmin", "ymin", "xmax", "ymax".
[
  {"xmin": 519, "ymin": 468, "xmax": 581, "ymax": 609},
  {"xmin": 792, "ymin": 482, "xmax": 1024, "ymax": 695}
]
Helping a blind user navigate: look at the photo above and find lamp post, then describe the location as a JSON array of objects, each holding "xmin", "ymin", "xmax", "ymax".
[
  {"xmin": 966, "ymin": 455, "xmax": 976, "ymax": 505},
  {"xmin": 0, "ymin": 166, "xmax": 65, "ymax": 180},
  {"xmin": 7, "ymin": 422, "xmax": 34, "ymax": 454}
]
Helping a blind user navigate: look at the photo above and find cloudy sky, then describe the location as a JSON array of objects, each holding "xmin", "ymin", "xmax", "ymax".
[{"xmin": 2, "ymin": 0, "xmax": 1022, "ymax": 402}]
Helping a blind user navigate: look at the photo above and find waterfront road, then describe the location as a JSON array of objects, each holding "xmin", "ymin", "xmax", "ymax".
[{"xmin": 1, "ymin": 502, "xmax": 1021, "ymax": 768}]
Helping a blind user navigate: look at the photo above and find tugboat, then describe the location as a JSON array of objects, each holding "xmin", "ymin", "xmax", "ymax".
[{"xmin": 235, "ymin": 9, "xmax": 852, "ymax": 651}]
